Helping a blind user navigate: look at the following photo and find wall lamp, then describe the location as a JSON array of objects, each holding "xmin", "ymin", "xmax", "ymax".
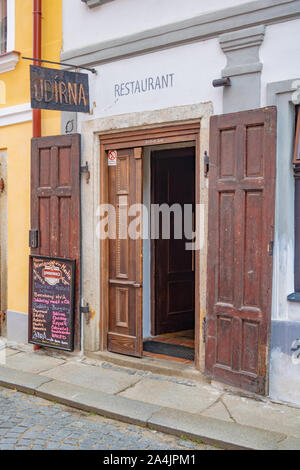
[{"xmin": 212, "ymin": 78, "xmax": 231, "ymax": 88}]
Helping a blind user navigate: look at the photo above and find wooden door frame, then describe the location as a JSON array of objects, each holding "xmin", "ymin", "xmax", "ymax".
[{"xmin": 99, "ymin": 122, "xmax": 201, "ymax": 369}]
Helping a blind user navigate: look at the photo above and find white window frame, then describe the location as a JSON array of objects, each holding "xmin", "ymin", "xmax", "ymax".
[
  {"xmin": 6, "ymin": 0, "xmax": 15, "ymax": 52},
  {"xmin": 0, "ymin": 0, "xmax": 18, "ymax": 74}
]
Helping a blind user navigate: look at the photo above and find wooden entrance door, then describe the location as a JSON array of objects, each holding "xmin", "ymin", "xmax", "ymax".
[
  {"xmin": 152, "ymin": 148, "xmax": 195, "ymax": 335},
  {"xmin": 205, "ymin": 107, "xmax": 277, "ymax": 395},
  {"xmin": 31, "ymin": 134, "xmax": 81, "ymax": 347},
  {"xmin": 107, "ymin": 148, "xmax": 143, "ymax": 357}
]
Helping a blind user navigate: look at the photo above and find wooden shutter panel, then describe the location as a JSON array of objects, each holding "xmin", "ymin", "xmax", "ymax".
[
  {"xmin": 31, "ymin": 134, "xmax": 81, "ymax": 347},
  {"xmin": 293, "ymin": 106, "xmax": 300, "ymax": 164},
  {"xmin": 294, "ymin": 107, "xmax": 300, "ymax": 292},
  {"xmin": 205, "ymin": 107, "xmax": 277, "ymax": 395}
]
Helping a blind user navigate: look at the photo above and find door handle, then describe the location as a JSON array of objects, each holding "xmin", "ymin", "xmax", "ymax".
[
  {"xmin": 109, "ymin": 279, "xmax": 142, "ymax": 288},
  {"xmin": 29, "ymin": 229, "xmax": 39, "ymax": 249}
]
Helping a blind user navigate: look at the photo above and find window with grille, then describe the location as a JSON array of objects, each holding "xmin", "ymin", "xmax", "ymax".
[{"xmin": 0, "ymin": 0, "xmax": 7, "ymax": 55}]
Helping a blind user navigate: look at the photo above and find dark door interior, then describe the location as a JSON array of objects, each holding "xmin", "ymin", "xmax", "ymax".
[{"xmin": 152, "ymin": 147, "xmax": 195, "ymax": 335}]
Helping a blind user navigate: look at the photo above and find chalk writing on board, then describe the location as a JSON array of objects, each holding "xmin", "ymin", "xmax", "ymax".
[{"xmin": 29, "ymin": 256, "xmax": 75, "ymax": 351}]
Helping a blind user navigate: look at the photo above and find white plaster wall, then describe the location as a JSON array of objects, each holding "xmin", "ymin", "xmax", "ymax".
[
  {"xmin": 270, "ymin": 348, "xmax": 300, "ymax": 405},
  {"xmin": 62, "ymin": 0, "xmax": 254, "ymax": 52},
  {"xmin": 260, "ymin": 19, "xmax": 300, "ymax": 107},
  {"xmin": 271, "ymin": 92, "xmax": 296, "ymax": 322},
  {"xmin": 261, "ymin": 20, "xmax": 300, "ymax": 323},
  {"xmin": 77, "ymin": 38, "xmax": 225, "ymax": 131}
]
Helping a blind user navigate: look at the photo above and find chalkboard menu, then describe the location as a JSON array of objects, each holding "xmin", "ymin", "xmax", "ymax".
[{"xmin": 29, "ymin": 256, "xmax": 75, "ymax": 351}]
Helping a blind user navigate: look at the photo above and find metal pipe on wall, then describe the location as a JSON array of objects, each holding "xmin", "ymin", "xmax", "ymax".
[
  {"xmin": 33, "ymin": 0, "xmax": 42, "ymax": 138},
  {"xmin": 32, "ymin": 0, "xmax": 42, "ymax": 351}
]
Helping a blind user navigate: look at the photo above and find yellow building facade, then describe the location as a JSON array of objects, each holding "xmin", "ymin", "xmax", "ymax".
[{"xmin": 0, "ymin": 0, "xmax": 62, "ymax": 341}]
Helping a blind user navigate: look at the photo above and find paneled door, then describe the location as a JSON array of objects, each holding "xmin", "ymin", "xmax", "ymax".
[
  {"xmin": 107, "ymin": 148, "xmax": 143, "ymax": 357},
  {"xmin": 31, "ymin": 134, "xmax": 81, "ymax": 347},
  {"xmin": 205, "ymin": 107, "xmax": 277, "ymax": 395}
]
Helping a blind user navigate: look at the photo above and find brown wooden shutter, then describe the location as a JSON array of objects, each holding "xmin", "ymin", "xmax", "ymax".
[
  {"xmin": 294, "ymin": 107, "xmax": 300, "ymax": 293},
  {"xmin": 205, "ymin": 107, "xmax": 277, "ymax": 395},
  {"xmin": 293, "ymin": 106, "xmax": 300, "ymax": 164},
  {"xmin": 107, "ymin": 147, "xmax": 143, "ymax": 357},
  {"xmin": 31, "ymin": 134, "xmax": 81, "ymax": 347}
]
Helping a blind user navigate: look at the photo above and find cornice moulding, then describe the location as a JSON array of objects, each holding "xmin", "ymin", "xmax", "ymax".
[
  {"xmin": 0, "ymin": 103, "xmax": 32, "ymax": 127},
  {"xmin": 62, "ymin": 0, "xmax": 300, "ymax": 67},
  {"xmin": 219, "ymin": 26, "xmax": 266, "ymax": 53},
  {"xmin": 0, "ymin": 51, "xmax": 20, "ymax": 74}
]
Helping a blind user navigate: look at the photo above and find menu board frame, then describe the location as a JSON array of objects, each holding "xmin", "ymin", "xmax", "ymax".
[{"xmin": 28, "ymin": 255, "xmax": 76, "ymax": 352}]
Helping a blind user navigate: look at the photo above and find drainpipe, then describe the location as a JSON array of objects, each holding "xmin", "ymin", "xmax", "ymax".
[
  {"xmin": 33, "ymin": 0, "xmax": 42, "ymax": 138},
  {"xmin": 33, "ymin": 1, "xmax": 42, "ymax": 352}
]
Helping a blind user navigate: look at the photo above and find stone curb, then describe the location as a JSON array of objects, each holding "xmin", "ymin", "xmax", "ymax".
[{"xmin": 0, "ymin": 366, "xmax": 298, "ymax": 450}]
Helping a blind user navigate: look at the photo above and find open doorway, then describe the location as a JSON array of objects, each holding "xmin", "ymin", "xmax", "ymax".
[{"xmin": 143, "ymin": 146, "xmax": 195, "ymax": 364}]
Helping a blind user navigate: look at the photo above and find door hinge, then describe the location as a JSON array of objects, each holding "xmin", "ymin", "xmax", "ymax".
[
  {"xmin": 204, "ymin": 151, "xmax": 209, "ymax": 178},
  {"xmin": 268, "ymin": 241, "xmax": 274, "ymax": 256},
  {"xmin": 202, "ymin": 317, "xmax": 207, "ymax": 343},
  {"xmin": 80, "ymin": 303, "xmax": 90, "ymax": 324},
  {"xmin": 0, "ymin": 310, "xmax": 6, "ymax": 324},
  {"xmin": 257, "ymin": 376, "xmax": 266, "ymax": 395},
  {"xmin": 29, "ymin": 229, "xmax": 39, "ymax": 249},
  {"xmin": 81, "ymin": 161, "xmax": 90, "ymax": 183}
]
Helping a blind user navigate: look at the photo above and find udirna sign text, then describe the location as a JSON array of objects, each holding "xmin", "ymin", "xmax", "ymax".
[{"xmin": 30, "ymin": 65, "xmax": 90, "ymax": 113}]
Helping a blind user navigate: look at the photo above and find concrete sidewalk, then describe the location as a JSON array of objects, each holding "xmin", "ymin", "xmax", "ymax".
[{"xmin": 0, "ymin": 339, "xmax": 300, "ymax": 450}]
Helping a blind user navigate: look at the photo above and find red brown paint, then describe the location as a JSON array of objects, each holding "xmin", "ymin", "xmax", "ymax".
[{"xmin": 205, "ymin": 107, "xmax": 277, "ymax": 395}]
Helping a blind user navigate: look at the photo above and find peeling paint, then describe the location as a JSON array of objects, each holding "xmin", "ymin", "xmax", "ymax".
[{"xmin": 269, "ymin": 347, "xmax": 300, "ymax": 406}]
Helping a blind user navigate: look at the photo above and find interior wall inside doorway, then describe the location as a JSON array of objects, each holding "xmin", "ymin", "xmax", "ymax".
[{"xmin": 142, "ymin": 142, "xmax": 196, "ymax": 339}]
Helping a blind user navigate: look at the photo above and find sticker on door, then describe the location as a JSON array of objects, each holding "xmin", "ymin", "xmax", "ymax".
[{"xmin": 108, "ymin": 150, "xmax": 117, "ymax": 166}]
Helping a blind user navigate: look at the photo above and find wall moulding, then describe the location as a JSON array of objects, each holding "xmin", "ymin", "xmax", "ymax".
[
  {"xmin": 0, "ymin": 103, "xmax": 32, "ymax": 127},
  {"xmin": 0, "ymin": 51, "xmax": 20, "ymax": 74},
  {"xmin": 219, "ymin": 25, "xmax": 265, "ymax": 78},
  {"xmin": 61, "ymin": 0, "xmax": 300, "ymax": 68}
]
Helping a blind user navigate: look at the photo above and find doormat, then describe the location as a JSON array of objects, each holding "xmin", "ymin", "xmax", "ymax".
[{"xmin": 143, "ymin": 341, "xmax": 194, "ymax": 361}]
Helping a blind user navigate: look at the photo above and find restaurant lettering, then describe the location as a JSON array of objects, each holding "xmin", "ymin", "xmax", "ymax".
[{"xmin": 114, "ymin": 73, "xmax": 175, "ymax": 98}]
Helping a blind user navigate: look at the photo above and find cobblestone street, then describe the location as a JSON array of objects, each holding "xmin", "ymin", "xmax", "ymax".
[{"xmin": 0, "ymin": 386, "xmax": 217, "ymax": 450}]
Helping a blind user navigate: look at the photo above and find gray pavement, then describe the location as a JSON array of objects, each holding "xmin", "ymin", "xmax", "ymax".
[
  {"xmin": 0, "ymin": 387, "xmax": 216, "ymax": 450},
  {"xmin": 1, "ymin": 341, "xmax": 300, "ymax": 449}
]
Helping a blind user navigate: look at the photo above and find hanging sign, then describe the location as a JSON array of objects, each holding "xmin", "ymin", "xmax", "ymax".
[
  {"xmin": 29, "ymin": 255, "xmax": 75, "ymax": 351},
  {"xmin": 30, "ymin": 65, "xmax": 90, "ymax": 113},
  {"xmin": 108, "ymin": 150, "xmax": 117, "ymax": 166}
]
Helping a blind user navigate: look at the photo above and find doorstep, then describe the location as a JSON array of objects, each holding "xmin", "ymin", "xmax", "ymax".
[{"xmin": 86, "ymin": 350, "xmax": 206, "ymax": 383}]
